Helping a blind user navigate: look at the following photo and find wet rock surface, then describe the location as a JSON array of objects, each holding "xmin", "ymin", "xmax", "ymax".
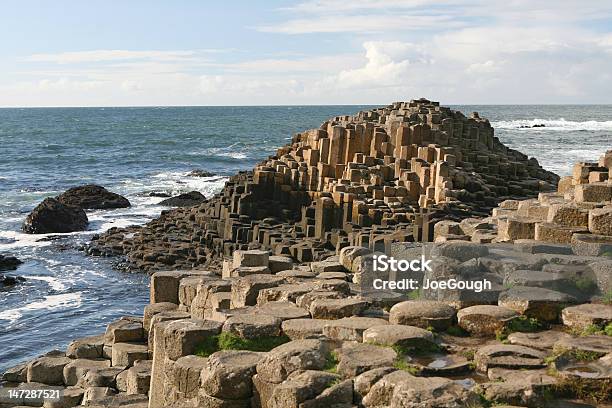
[
  {"xmin": 0, "ymin": 254, "xmax": 22, "ymax": 270},
  {"xmin": 159, "ymin": 191, "xmax": 207, "ymax": 207},
  {"xmin": 22, "ymin": 197, "xmax": 89, "ymax": 233},
  {"xmin": 56, "ymin": 184, "xmax": 131, "ymax": 210}
]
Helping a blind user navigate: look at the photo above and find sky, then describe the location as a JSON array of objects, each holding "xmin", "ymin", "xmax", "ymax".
[{"xmin": 1, "ymin": 0, "xmax": 612, "ymax": 107}]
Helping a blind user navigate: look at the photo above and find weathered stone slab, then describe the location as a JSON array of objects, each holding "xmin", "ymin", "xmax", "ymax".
[
  {"xmin": 256, "ymin": 339, "xmax": 328, "ymax": 384},
  {"xmin": 498, "ymin": 286, "xmax": 576, "ymax": 322},
  {"xmin": 589, "ymin": 207, "xmax": 612, "ymax": 235},
  {"xmin": 553, "ymin": 335, "xmax": 612, "ymax": 356},
  {"xmin": 535, "ymin": 222, "xmax": 588, "ymax": 244},
  {"xmin": 257, "ymin": 301, "xmax": 310, "ymax": 321},
  {"xmin": 389, "ymin": 300, "xmax": 455, "ymax": 330},
  {"xmin": 574, "ymin": 182, "xmax": 612, "ymax": 203},
  {"xmin": 507, "ymin": 330, "xmax": 571, "ymax": 350},
  {"xmin": 233, "ymin": 249, "xmax": 269, "ymax": 268},
  {"xmin": 27, "ymin": 355, "xmax": 72, "ymax": 385},
  {"xmin": 336, "ymin": 342, "xmax": 397, "ymax": 377},
  {"xmin": 166, "ymin": 355, "xmax": 208, "ymax": 400},
  {"xmin": 222, "ymin": 314, "xmax": 282, "ymax": 339},
  {"xmin": 268, "ymin": 370, "xmax": 341, "ymax": 408},
  {"xmin": 361, "ymin": 369, "xmax": 478, "ymax": 407},
  {"xmin": 430, "ymin": 241, "xmax": 489, "ymax": 262},
  {"xmin": 457, "ymin": 305, "xmax": 518, "ymax": 337},
  {"xmin": 151, "ymin": 271, "xmax": 190, "ymax": 304},
  {"xmin": 231, "ymin": 275, "xmax": 285, "ymax": 308},
  {"xmin": 281, "ymin": 318, "xmax": 328, "ymax": 340},
  {"xmin": 200, "ymin": 350, "xmax": 264, "ymax": 400},
  {"xmin": 104, "ymin": 317, "xmax": 144, "ymax": 344},
  {"xmin": 66, "ymin": 335, "xmax": 105, "ymax": 359},
  {"xmin": 497, "ymin": 217, "xmax": 537, "ymax": 241},
  {"xmin": 79, "ymin": 367, "xmax": 124, "ymax": 388},
  {"xmin": 63, "ymin": 358, "xmax": 110, "ymax": 386},
  {"xmin": 362, "ymin": 324, "xmax": 435, "ymax": 349},
  {"xmin": 561, "ymin": 303, "xmax": 612, "ymax": 330},
  {"xmin": 353, "ymin": 367, "xmax": 397, "ymax": 403},
  {"xmin": 474, "ymin": 344, "xmax": 546, "ymax": 372},
  {"xmin": 143, "ymin": 302, "xmax": 178, "ymax": 334},
  {"xmin": 268, "ymin": 255, "xmax": 294, "ymax": 273},
  {"xmin": 125, "ymin": 359, "xmax": 152, "ymax": 395},
  {"xmin": 163, "ymin": 319, "xmax": 223, "ymax": 360},
  {"xmin": 309, "ymin": 297, "xmax": 368, "ymax": 319},
  {"xmin": 322, "ymin": 317, "xmax": 388, "ymax": 342},
  {"xmin": 571, "ymin": 233, "xmax": 612, "ymax": 257},
  {"xmin": 111, "ymin": 343, "xmax": 149, "ymax": 367}
]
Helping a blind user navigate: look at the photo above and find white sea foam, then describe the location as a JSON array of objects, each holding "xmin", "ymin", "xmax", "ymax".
[
  {"xmin": 0, "ymin": 292, "xmax": 82, "ymax": 324},
  {"xmin": 150, "ymin": 172, "xmax": 229, "ymax": 197},
  {"xmin": 492, "ymin": 118, "xmax": 612, "ymax": 131},
  {"xmin": 0, "ymin": 230, "xmax": 54, "ymax": 249},
  {"xmin": 217, "ymin": 151, "xmax": 248, "ymax": 159},
  {"xmin": 27, "ymin": 276, "xmax": 66, "ymax": 291},
  {"xmin": 194, "ymin": 145, "xmax": 249, "ymax": 160},
  {"xmin": 1, "ymin": 173, "xmax": 228, "ymax": 251}
]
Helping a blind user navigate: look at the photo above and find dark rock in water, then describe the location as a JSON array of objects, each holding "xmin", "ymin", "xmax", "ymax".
[
  {"xmin": 35, "ymin": 235, "xmax": 68, "ymax": 242},
  {"xmin": 159, "ymin": 191, "xmax": 206, "ymax": 207},
  {"xmin": 148, "ymin": 192, "xmax": 172, "ymax": 198},
  {"xmin": 187, "ymin": 169, "xmax": 215, "ymax": 177},
  {"xmin": 0, "ymin": 254, "xmax": 22, "ymax": 271},
  {"xmin": 0, "ymin": 274, "xmax": 26, "ymax": 288},
  {"xmin": 519, "ymin": 124, "xmax": 546, "ymax": 128},
  {"xmin": 22, "ymin": 197, "xmax": 88, "ymax": 234},
  {"xmin": 57, "ymin": 184, "xmax": 131, "ymax": 209}
]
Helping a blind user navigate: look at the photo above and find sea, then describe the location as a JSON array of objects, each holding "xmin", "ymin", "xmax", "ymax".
[{"xmin": 0, "ymin": 104, "xmax": 610, "ymax": 372}]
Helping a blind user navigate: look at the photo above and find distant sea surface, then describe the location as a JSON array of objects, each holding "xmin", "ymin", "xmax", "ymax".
[{"xmin": 0, "ymin": 105, "xmax": 610, "ymax": 371}]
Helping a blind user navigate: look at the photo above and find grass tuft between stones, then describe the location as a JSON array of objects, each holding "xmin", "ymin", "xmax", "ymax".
[
  {"xmin": 602, "ymin": 290, "xmax": 612, "ymax": 305},
  {"xmin": 575, "ymin": 322, "xmax": 612, "ymax": 337},
  {"xmin": 446, "ymin": 325, "xmax": 469, "ymax": 337},
  {"xmin": 495, "ymin": 316, "xmax": 542, "ymax": 342},
  {"xmin": 195, "ymin": 332, "xmax": 290, "ymax": 357},
  {"xmin": 392, "ymin": 358, "xmax": 420, "ymax": 375},
  {"xmin": 323, "ymin": 351, "xmax": 339, "ymax": 373},
  {"xmin": 552, "ymin": 376, "xmax": 612, "ymax": 404}
]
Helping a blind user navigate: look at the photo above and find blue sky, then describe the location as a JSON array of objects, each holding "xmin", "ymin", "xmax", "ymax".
[{"xmin": 1, "ymin": 0, "xmax": 612, "ymax": 106}]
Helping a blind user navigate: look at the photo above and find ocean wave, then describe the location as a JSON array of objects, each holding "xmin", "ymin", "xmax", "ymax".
[
  {"xmin": 0, "ymin": 230, "xmax": 54, "ymax": 249},
  {"xmin": 192, "ymin": 144, "xmax": 250, "ymax": 160},
  {"xmin": 150, "ymin": 171, "xmax": 229, "ymax": 197},
  {"xmin": 27, "ymin": 276, "xmax": 67, "ymax": 291},
  {"xmin": 492, "ymin": 118, "xmax": 612, "ymax": 131},
  {"xmin": 0, "ymin": 292, "xmax": 82, "ymax": 325}
]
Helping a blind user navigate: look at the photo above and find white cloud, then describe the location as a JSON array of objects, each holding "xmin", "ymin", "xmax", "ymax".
[
  {"xmin": 466, "ymin": 60, "xmax": 503, "ymax": 74},
  {"xmin": 284, "ymin": 0, "xmax": 467, "ymax": 13},
  {"xmin": 26, "ymin": 50, "xmax": 199, "ymax": 64},
  {"xmin": 330, "ymin": 42, "xmax": 414, "ymax": 88},
  {"xmin": 257, "ymin": 14, "xmax": 461, "ymax": 34},
  {"xmin": 2, "ymin": 1, "xmax": 612, "ymax": 106}
]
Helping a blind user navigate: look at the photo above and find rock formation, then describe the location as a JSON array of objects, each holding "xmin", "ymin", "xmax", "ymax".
[
  {"xmin": 3, "ymin": 102, "xmax": 611, "ymax": 408},
  {"xmin": 23, "ymin": 185, "xmax": 131, "ymax": 234},
  {"xmin": 4, "ymin": 241, "xmax": 610, "ymax": 407},
  {"xmin": 23, "ymin": 197, "xmax": 89, "ymax": 234},
  {"xmin": 0, "ymin": 254, "xmax": 22, "ymax": 270},
  {"xmin": 57, "ymin": 184, "xmax": 131, "ymax": 210},
  {"xmin": 159, "ymin": 191, "xmax": 207, "ymax": 207},
  {"xmin": 88, "ymin": 100, "xmax": 559, "ymax": 272},
  {"xmin": 436, "ymin": 150, "xmax": 612, "ymax": 258}
]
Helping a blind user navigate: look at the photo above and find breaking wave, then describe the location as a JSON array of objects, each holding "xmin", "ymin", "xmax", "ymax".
[{"xmin": 492, "ymin": 118, "xmax": 612, "ymax": 131}]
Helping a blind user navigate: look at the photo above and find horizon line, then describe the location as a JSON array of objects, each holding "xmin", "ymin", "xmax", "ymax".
[{"xmin": 2, "ymin": 102, "xmax": 612, "ymax": 109}]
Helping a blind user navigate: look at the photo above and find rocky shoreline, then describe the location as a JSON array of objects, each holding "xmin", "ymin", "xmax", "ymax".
[{"xmin": 1, "ymin": 100, "xmax": 610, "ymax": 408}]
